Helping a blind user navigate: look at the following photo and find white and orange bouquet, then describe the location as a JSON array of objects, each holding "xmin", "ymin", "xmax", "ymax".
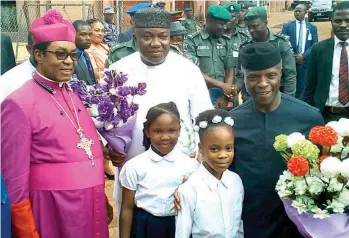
[{"xmin": 273, "ymin": 119, "xmax": 349, "ymax": 237}]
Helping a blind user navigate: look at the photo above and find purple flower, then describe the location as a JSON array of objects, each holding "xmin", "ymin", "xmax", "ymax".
[
  {"xmin": 98, "ymin": 99, "xmax": 115, "ymax": 122},
  {"xmin": 136, "ymin": 83, "xmax": 147, "ymax": 95}
]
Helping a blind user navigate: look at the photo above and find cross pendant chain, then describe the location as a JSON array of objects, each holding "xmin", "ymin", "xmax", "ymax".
[{"xmin": 76, "ymin": 128, "xmax": 95, "ymax": 166}]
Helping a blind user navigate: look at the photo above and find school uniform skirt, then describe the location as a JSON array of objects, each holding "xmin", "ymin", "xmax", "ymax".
[{"xmin": 131, "ymin": 207, "xmax": 175, "ymax": 238}]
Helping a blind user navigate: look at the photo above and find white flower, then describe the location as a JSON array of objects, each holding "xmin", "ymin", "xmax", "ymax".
[
  {"xmin": 328, "ymin": 178, "xmax": 344, "ymax": 192},
  {"xmin": 292, "ymin": 199, "xmax": 307, "ymax": 214},
  {"xmin": 104, "ymin": 122, "xmax": 114, "ymax": 130},
  {"xmin": 286, "ymin": 132, "xmax": 306, "ymax": 147},
  {"xmin": 327, "ymin": 119, "xmax": 349, "ymax": 137},
  {"xmin": 320, "ymin": 156, "xmax": 342, "ymax": 178},
  {"xmin": 294, "ymin": 180, "xmax": 307, "ymax": 195},
  {"xmin": 193, "ymin": 125, "xmax": 200, "ymax": 132},
  {"xmin": 88, "ymin": 104, "xmax": 99, "ymax": 117},
  {"xmin": 199, "ymin": 121, "xmax": 208, "ymax": 129},
  {"xmin": 109, "ymin": 88, "xmax": 118, "ymax": 95},
  {"xmin": 341, "ymin": 159, "xmax": 349, "ymax": 179},
  {"xmin": 338, "ymin": 188, "xmax": 349, "ymax": 206},
  {"xmin": 311, "ymin": 207, "xmax": 330, "ymax": 219},
  {"xmin": 91, "ymin": 117, "xmax": 104, "ymax": 129},
  {"xmin": 327, "ymin": 199, "xmax": 345, "ymax": 214},
  {"xmin": 212, "ymin": 115, "xmax": 222, "ymax": 123},
  {"xmin": 306, "ymin": 177, "xmax": 324, "ymax": 195},
  {"xmin": 279, "ymin": 171, "xmax": 292, "ymax": 182},
  {"xmin": 224, "ymin": 117, "xmax": 235, "ymax": 127}
]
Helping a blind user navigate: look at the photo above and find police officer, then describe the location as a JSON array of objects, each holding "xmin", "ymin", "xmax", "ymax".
[
  {"xmin": 184, "ymin": 5, "xmax": 235, "ymax": 109},
  {"xmin": 236, "ymin": 3, "xmax": 249, "ymax": 34},
  {"xmin": 117, "ymin": 3, "xmax": 152, "ymax": 43},
  {"xmin": 182, "ymin": 8, "xmax": 198, "ymax": 35},
  {"xmin": 103, "ymin": 6, "xmax": 118, "ymax": 47},
  {"xmin": 224, "ymin": 2, "xmax": 250, "ymax": 69},
  {"xmin": 105, "ymin": 3, "xmax": 151, "ymax": 68},
  {"xmin": 169, "ymin": 21, "xmax": 186, "ymax": 55},
  {"xmin": 236, "ymin": 7, "xmax": 296, "ymax": 99}
]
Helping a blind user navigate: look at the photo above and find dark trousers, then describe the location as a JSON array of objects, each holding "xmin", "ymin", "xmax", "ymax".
[
  {"xmin": 131, "ymin": 207, "xmax": 175, "ymax": 238},
  {"xmin": 322, "ymin": 108, "xmax": 349, "ymax": 123},
  {"xmin": 295, "ymin": 64, "xmax": 306, "ymax": 100}
]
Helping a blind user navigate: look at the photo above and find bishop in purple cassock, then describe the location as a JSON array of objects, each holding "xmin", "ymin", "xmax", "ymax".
[{"xmin": 1, "ymin": 9, "xmax": 109, "ymax": 238}]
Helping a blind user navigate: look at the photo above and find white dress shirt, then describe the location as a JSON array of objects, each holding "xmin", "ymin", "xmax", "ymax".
[
  {"xmin": 0, "ymin": 59, "xmax": 35, "ymax": 102},
  {"xmin": 110, "ymin": 51, "xmax": 213, "ymax": 204},
  {"xmin": 326, "ymin": 36, "xmax": 349, "ymax": 107},
  {"xmin": 175, "ymin": 165, "xmax": 244, "ymax": 238},
  {"xmin": 119, "ymin": 147, "xmax": 199, "ymax": 216},
  {"xmin": 296, "ymin": 20, "xmax": 307, "ymax": 54}
]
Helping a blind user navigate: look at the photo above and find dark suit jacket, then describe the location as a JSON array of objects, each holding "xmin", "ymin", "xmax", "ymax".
[
  {"xmin": 117, "ymin": 28, "xmax": 133, "ymax": 44},
  {"xmin": 1, "ymin": 34, "xmax": 16, "ymax": 75},
  {"xmin": 303, "ymin": 38, "xmax": 335, "ymax": 112},
  {"xmin": 281, "ymin": 20, "xmax": 318, "ymax": 61},
  {"xmin": 74, "ymin": 53, "xmax": 96, "ymax": 85}
]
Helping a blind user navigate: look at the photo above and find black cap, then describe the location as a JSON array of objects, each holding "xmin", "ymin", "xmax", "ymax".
[
  {"xmin": 134, "ymin": 8, "xmax": 171, "ymax": 28},
  {"xmin": 240, "ymin": 42, "xmax": 281, "ymax": 71}
]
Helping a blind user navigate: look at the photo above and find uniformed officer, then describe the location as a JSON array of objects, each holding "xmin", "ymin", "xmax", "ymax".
[
  {"xmin": 102, "ymin": 6, "xmax": 118, "ymax": 47},
  {"xmin": 105, "ymin": 3, "xmax": 152, "ymax": 67},
  {"xmin": 183, "ymin": 5, "xmax": 235, "ymax": 109},
  {"xmin": 169, "ymin": 21, "xmax": 186, "ymax": 55},
  {"xmin": 236, "ymin": 7, "xmax": 297, "ymax": 100},
  {"xmin": 169, "ymin": 10, "xmax": 185, "ymax": 22},
  {"xmin": 117, "ymin": 3, "xmax": 152, "ymax": 43},
  {"xmin": 182, "ymin": 8, "xmax": 198, "ymax": 35},
  {"xmin": 224, "ymin": 2, "xmax": 250, "ymax": 69},
  {"xmin": 236, "ymin": 3, "xmax": 249, "ymax": 34}
]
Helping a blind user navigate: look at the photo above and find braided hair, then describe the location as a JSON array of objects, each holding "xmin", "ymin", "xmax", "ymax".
[
  {"xmin": 195, "ymin": 109, "xmax": 234, "ymax": 140},
  {"xmin": 142, "ymin": 102, "xmax": 181, "ymax": 150}
]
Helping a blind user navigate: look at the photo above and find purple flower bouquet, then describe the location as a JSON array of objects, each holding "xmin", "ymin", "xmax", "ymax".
[
  {"xmin": 69, "ymin": 70, "xmax": 146, "ymax": 155},
  {"xmin": 282, "ymin": 199, "xmax": 349, "ymax": 238}
]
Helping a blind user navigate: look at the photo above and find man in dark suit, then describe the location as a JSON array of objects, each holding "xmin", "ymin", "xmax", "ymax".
[
  {"xmin": 1, "ymin": 34, "xmax": 16, "ymax": 75},
  {"xmin": 282, "ymin": 4, "xmax": 318, "ymax": 99},
  {"xmin": 72, "ymin": 20, "xmax": 96, "ymax": 85},
  {"xmin": 304, "ymin": 1, "xmax": 349, "ymax": 122}
]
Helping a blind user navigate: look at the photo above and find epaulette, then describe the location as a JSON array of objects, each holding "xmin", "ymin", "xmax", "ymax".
[
  {"xmin": 274, "ymin": 32, "xmax": 289, "ymax": 42},
  {"xmin": 109, "ymin": 43, "xmax": 128, "ymax": 53},
  {"xmin": 239, "ymin": 38, "xmax": 252, "ymax": 49},
  {"xmin": 187, "ymin": 30, "xmax": 200, "ymax": 39},
  {"xmin": 238, "ymin": 30, "xmax": 250, "ymax": 38},
  {"xmin": 222, "ymin": 33, "xmax": 231, "ymax": 40}
]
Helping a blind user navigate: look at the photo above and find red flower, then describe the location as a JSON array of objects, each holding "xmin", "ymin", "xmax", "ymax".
[
  {"xmin": 287, "ymin": 156, "xmax": 310, "ymax": 176},
  {"xmin": 309, "ymin": 126, "xmax": 338, "ymax": 147}
]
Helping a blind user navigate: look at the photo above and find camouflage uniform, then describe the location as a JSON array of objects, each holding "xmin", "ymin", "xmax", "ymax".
[
  {"xmin": 105, "ymin": 39, "xmax": 137, "ymax": 68},
  {"xmin": 236, "ymin": 29, "xmax": 297, "ymax": 98},
  {"xmin": 103, "ymin": 21, "xmax": 118, "ymax": 48}
]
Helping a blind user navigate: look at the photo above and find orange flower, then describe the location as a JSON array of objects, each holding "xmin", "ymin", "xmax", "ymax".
[
  {"xmin": 309, "ymin": 126, "xmax": 338, "ymax": 147},
  {"xmin": 287, "ymin": 156, "xmax": 310, "ymax": 176}
]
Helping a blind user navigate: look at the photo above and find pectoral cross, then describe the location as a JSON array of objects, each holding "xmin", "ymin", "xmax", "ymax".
[{"xmin": 76, "ymin": 128, "xmax": 95, "ymax": 166}]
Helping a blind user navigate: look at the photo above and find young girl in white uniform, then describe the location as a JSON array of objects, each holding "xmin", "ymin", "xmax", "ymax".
[
  {"xmin": 119, "ymin": 102, "xmax": 198, "ymax": 238},
  {"xmin": 175, "ymin": 109, "xmax": 244, "ymax": 238}
]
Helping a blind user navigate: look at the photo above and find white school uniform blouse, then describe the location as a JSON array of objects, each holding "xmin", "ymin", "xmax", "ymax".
[
  {"xmin": 175, "ymin": 165, "xmax": 244, "ymax": 238},
  {"xmin": 119, "ymin": 146, "xmax": 199, "ymax": 217}
]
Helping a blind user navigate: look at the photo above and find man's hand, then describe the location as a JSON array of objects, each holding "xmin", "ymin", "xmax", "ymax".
[
  {"xmin": 174, "ymin": 176, "xmax": 189, "ymax": 215},
  {"xmin": 108, "ymin": 147, "xmax": 126, "ymax": 167},
  {"xmin": 220, "ymin": 83, "xmax": 234, "ymax": 97},
  {"xmin": 295, "ymin": 54, "xmax": 305, "ymax": 65},
  {"xmin": 106, "ymin": 202, "xmax": 114, "ymax": 224}
]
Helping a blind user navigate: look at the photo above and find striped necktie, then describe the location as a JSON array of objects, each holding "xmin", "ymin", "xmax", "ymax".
[{"xmin": 339, "ymin": 41, "xmax": 349, "ymax": 105}]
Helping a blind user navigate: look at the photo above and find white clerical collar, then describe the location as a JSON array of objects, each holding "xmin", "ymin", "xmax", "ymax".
[
  {"xmin": 147, "ymin": 146, "xmax": 177, "ymax": 162},
  {"xmin": 35, "ymin": 71, "xmax": 67, "ymax": 88},
  {"xmin": 334, "ymin": 35, "xmax": 349, "ymax": 47},
  {"xmin": 199, "ymin": 164, "xmax": 230, "ymax": 191}
]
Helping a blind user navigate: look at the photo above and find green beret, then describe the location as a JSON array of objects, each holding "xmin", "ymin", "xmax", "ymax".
[
  {"xmin": 134, "ymin": 8, "xmax": 170, "ymax": 28},
  {"xmin": 245, "ymin": 6, "xmax": 267, "ymax": 20},
  {"xmin": 223, "ymin": 2, "xmax": 241, "ymax": 13},
  {"xmin": 207, "ymin": 5, "xmax": 232, "ymax": 22},
  {"xmin": 240, "ymin": 42, "xmax": 281, "ymax": 71}
]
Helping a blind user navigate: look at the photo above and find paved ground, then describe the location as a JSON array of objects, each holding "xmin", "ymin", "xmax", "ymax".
[{"xmin": 7, "ymin": 10, "xmax": 332, "ymax": 238}]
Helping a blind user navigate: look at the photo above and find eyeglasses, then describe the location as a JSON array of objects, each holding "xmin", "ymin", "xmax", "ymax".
[{"xmin": 45, "ymin": 50, "xmax": 82, "ymax": 61}]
